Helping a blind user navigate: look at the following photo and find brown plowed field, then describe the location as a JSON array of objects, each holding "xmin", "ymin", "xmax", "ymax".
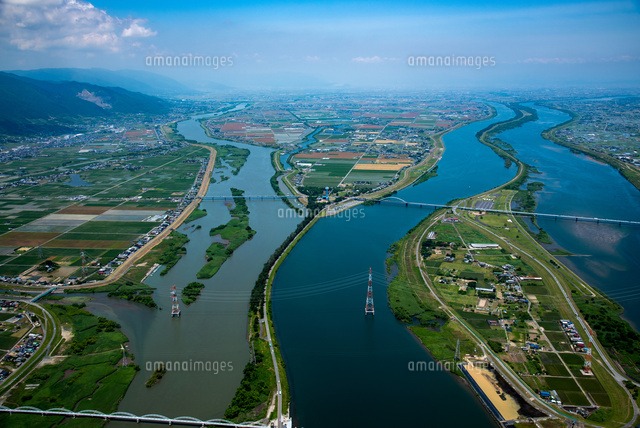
[
  {"xmin": 0, "ymin": 232, "xmax": 61, "ymax": 247},
  {"xmin": 57, "ymin": 206, "xmax": 112, "ymax": 215}
]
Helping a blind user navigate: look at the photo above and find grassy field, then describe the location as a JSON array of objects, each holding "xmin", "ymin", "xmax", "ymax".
[
  {"xmin": 342, "ymin": 169, "xmax": 398, "ymax": 187},
  {"xmin": 538, "ymin": 352, "xmax": 570, "ymax": 377},
  {"xmin": 544, "ymin": 376, "xmax": 590, "ymax": 406},
  {"xmin": 185, "ymin": 206, "xmax": 207, "ymax": 223},
  {"xmin": 0, "ymin": 304, "xmax": 136, "ymax": 428},
  {"xmin": 299, "ymin": 158, "xmax": 357, "ymax": 187}
]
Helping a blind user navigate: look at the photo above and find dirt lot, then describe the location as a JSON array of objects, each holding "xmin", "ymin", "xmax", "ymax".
[
  {"xmin": 353, "ymin": 163, "xmax": 409, "ymax": 171},
  {"xmin": 43, "ymin": 240, "xmax": 131, "ymax": 249},
  {"xmin": 57, "ymin": 206, "xmax": 112, "ymax": 215}
]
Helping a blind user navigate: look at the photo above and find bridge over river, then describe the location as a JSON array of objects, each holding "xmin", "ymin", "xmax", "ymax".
[
  {"xmin": 0, "ymin": 406, "xmax": 269, "ymax": 427},
  {"xmin": 377, "ymin": 197, "xmax": 640, "ymax": 227}
]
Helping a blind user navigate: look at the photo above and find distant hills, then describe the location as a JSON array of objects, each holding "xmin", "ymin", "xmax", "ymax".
[
  {"xmin": 0, "ymin": 71, "xmax": 170, "ymax": 136},
  {"xmin": 8, "ymin": 68, "xmax": 195, "ymax": 97}
]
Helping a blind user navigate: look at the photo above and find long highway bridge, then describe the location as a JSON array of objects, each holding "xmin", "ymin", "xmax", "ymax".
[
  {"xmin": 201, "ymin": 194, "xmax": 640, "ymax": 227},
  {"xmin": 0, "ymin": 406, "xmax": 269, "ymax": 427},
  {"xmin": 377, "ymin": 197, "xmax": 640, "ymax": 227},
  {"xmin": 201, "ymin": 195, "xmax": 299, "ymax": 201}
]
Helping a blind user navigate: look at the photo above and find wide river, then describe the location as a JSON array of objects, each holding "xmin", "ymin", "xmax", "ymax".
[
  {"xmin": 87, "ymin": 100, "xmax": 639, "ymax": 427},
  {"xmin": 271, "ymin": 103, "xmax": 516, "ymax": 428},
  {"xmin": 499, "ymin": 104, "xmax": 640, "ymax": 328},
  {"xmin": 272, "ymin": 101, "xmax": 639, "ymax": 427}
]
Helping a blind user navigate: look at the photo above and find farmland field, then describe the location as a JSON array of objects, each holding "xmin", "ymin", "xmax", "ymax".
[
  {"xmin": 0, "ymin": 143, "xmax": 208, "ymax": 282},
  {"xmin": 538, "ymin": 352, "xmax": 570, "ymax": 376},
  {"xmin": 299, "ymin": 159, "xmax": 357, "ymax": 187},
  {"xmin": 544, "ymin": 376, "xmax": 590, "ymax": 406}
]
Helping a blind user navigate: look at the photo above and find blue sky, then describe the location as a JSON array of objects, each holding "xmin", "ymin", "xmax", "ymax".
[{"xmin": 1, "ymin": 0, "xmax": 639, "ymax": 89}]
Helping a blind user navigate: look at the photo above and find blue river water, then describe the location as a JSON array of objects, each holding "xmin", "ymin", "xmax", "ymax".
[
  {"xmin": 498, "ymin": 104, "xmax": 640, "ymax": 328},
  {"xmin": 279, "ymin": 127, "xmax": 323, "ymax": 170},
  {"xmin": 272, "ymin": 103, "xmax": 517, "ymax": 428}
]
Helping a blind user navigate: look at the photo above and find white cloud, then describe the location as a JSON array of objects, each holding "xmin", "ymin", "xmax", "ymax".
[
  {"xmin": 351, "ymin": 56, "xmax": 397, "ymax": 64},
  {"xmin": 0, "ymin": 0, "xmax": 156, "ymax": 52},
  {"xmin": 521, "ymin": 55, "xmax": 639, "ymax": 64},
  {"xmin": 521, "ymin": 57, "xmax": 588, "ymax": 65},
  {"xmin": 122, "ymin": 19, "xmax": 157, "ymax": 38}
]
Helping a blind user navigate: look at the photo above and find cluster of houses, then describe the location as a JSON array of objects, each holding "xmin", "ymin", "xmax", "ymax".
[
  {"xmin": 2, "ymin": 332, "xmax": 43, "ymax": 369},
  {"xmin": 539, "ymin": 389, "xmax": 562, "ymax": 405},
  {"xmin": 0, "ymin": 300, "xmax": 20, "ymax": 310},
  {"xmin": 1, "ymin": 306, "xmax": 42, "ymax": 377},
  {"xmin": 560, "ymin": 319, "xmax": 588, "ymax": 352},
  {"xmin": 615, "ymin": 152, "xmax": 640, "ymax": 166},
  {"xmin": 0, "ymin": 275, "xmax": 57, "ymax": 286}
]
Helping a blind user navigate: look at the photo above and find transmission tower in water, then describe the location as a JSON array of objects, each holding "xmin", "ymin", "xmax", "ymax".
[
  {"xmin": 365, "ymin": 267, "xmax": 375, "ymax": 316},
  {"xmin": 170, "ymin": 285, "xmax": 181, "ymax": 317}
]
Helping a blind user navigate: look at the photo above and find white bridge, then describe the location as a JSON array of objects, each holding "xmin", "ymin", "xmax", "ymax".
[
  {"xmin": 378, "ymin": 197, "xmax": 640, "ymax": 227},
  {"xmin": 0, "ymin": 406, "xmax": 268, "ymax": 427},
  {"xmin": 201, "ymin": 195, "xmax": 298, "ymax": 201}
]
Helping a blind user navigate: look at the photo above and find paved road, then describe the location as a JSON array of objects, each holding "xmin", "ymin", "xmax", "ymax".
[{"xmin": 263, "ymin": 304, "xmax": 282, "ymax": 428}]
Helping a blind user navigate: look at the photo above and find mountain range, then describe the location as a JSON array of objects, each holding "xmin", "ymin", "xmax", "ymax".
[
  {"xmin": 0, "ymin": 71, "xmax": 170, "ymax": 136},
  {"xmin": 8, "ymin": 68, "xmax": 195, "ymax": 97}
]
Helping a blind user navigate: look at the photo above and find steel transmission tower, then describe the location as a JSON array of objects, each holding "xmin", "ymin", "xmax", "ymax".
[
  {"xmin": 171, "ymin": 285, "xmax": 181, "ymax": 317},
  {"xmin": 80, "ymin": 251, "xmax": 87, "ymax": 277},
  {"xmin": 365, "ymin": 267, "xmax": 375, "ymax": 316}
]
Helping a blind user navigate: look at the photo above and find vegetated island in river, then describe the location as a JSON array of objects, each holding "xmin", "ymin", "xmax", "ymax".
[
  {"xmin": 212, "ymin": 144, "xmax": 250, "ymax": 176},
  {"xmin": 181, "ymin": 282, "xmax": 205, "ymax": 305},
  {"xmin": 145, "ymin": 364, "xmax": 167, "ymax": 388},
  {"xmin": 185, "ymin": 205, "xmax": 207, "ymax": 223},
  {"xmin": 196, "ymin": 188, "xmax": 256, "ymax": 279}
]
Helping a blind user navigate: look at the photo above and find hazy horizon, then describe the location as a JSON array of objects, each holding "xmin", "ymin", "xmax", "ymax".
[{"xmin": 1, "ymin": 0, "xmax": 639, "ymax": 90}]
